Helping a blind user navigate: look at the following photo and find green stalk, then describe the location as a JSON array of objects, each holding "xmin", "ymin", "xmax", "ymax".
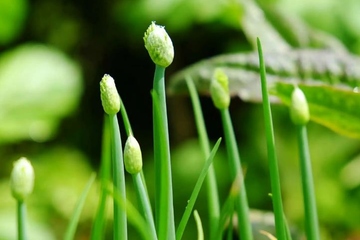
[
  {"xmin": 152, "ymin": 65, "xmax": 175, "ymax": 240},
  {"xmin": 17, "ymin": 201, "xmax": 26, "ymax": 240},
  {"xmin": 220, "ymin": 108, "xmax": 253, "ymax": 240},
  {"xmin": 257, "ymin": 38, "xmax": 286, "ymax": 239},
  {"xmin": 132, "ymin": 173, "xmax": 157, "ymax": 240},
  {"xmin": 296, "ymin": 125, "xmax": 320, "ymax": 240},
  {"xmin": 91, "ymin": 116, "xmax": 111, "ymax": 240},
  {"xmin": 185, "ymin": 76, "xmax": 220, "ymax": 239},
  {"xmin": 108, "ymin": 114, "xmax": 127, "ymax": 240}
]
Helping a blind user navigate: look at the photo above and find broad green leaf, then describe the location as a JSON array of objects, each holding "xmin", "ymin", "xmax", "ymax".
[
  {"xmin": 0, "ymin": 0, "xmax": 28, "ymax": 45},
  {"xmin": 271, "ymin": 82, "xmax": 360, "ymax": 139},
  {"xmin": 0, "ymin": 44, "xmax": 83, "ymax": 143},
  {"xmin": 169, "ymin": 49, "xmax": 360, "ymax": 138},
  {"xmin": 239, "ymin": 0, "xmax": 290, "ymax": 52}
]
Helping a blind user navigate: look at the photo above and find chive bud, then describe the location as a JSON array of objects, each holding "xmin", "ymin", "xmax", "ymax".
[
  {"xmin": 210, "ymin": 68, "xmax": 230, "ymax": 109},
  {"xmin": 124, "ymin": 136, "xmax": 143, "ymax": 174},
  {"xmin": 100, "ymin": 74, "xmax": 121, "ymax": 115},
  {"xmin": 10, "ymin": 157, "xmax": 35, "ymax": 202},
  {"xmin": 290, "ymin": 87, "xmax": 310, "ymax": 125},
  {"xmin": 143, "ymin": 21, "xmax": 174, "ymax": 68}
]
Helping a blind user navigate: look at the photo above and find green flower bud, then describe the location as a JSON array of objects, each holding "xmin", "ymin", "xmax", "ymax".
[
  {"xmin": 210, "ymin": 68, "xmax": 230, "ymax": 109},
  {"xmin": 144, "ymin": 22, "xmax": 174, "ymax": 68},
  {"xmin": 10, "ymin": 157, "xmax": 35, "ymax": 201},
  {"xmin": 124, "ymin": 136, "xmax": 143, "ymax": 174},
  {"xmin": 100, "ymin": 74, "xmax": 121, "ymax": 115},
  {"xmin": 290, "ymin": 87, "xmax": 310, "ymax": 125}
]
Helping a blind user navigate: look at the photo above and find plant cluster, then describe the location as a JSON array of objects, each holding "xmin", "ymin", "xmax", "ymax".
[{"xmin": 9, "ymin": 22, "xmax": 326, "ymax": 240}]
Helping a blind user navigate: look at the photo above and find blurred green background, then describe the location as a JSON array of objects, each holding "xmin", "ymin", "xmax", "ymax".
[{"xmin": 1, "ymin": 0, "xmax": 360, "ymax": 239}]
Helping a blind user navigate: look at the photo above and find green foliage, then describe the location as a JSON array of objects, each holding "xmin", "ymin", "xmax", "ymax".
[
  {"xmin": 0, "ymin": 0, "xmax": 28, "ymax": 45},
  {"xmin": 0, "ymin": 44, "xmax": 83, "ymax": 143}
]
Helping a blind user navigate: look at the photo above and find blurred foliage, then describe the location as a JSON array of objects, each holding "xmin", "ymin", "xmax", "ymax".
[{"xmin": 0, "ymin": 0, "xmax": 359, "ymax": 239}]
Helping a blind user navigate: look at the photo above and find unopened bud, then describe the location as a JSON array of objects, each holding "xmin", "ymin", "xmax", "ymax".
[
  {"xmin": 144, "ymin": 22, "xmax": 174, "ymax": 68},
  {"xmin": 124, "ymin": 136, "xmax": 143, "ymax": 174},
  {"xmin": 290, "ymin": 87, "xmax": 310, "ymax": 125},
  {"xmin": 210, "ymin": 68, "xmax": 230, "ymax": 109},
  {"xmin": 10, "ymin": 157, "xmax": 35, "ymax": 201},
  {"xmin": 100, "ymin": 74, "xmax": 121, "ymax": 115}
]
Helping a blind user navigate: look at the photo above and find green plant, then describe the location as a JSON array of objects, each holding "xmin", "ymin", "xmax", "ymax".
[{"xmin": 6, "ymin": 5, "xmax": 360, "ymax": 238}]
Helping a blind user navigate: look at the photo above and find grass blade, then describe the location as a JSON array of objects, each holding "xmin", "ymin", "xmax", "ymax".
[
  {"xmin": 64, "ymin": 173, "xmax": 96, "ymax": 240},
  {"xmin": 176, "ymin": 138, "xmax": 221, "ymax": 240},
  {"xmin": 257, "ymin": 38, "xmax": 286, "ymax": 239},
  {"xmin": 185, "ymin": 76, "xmax": 220, "ymax": 239}
]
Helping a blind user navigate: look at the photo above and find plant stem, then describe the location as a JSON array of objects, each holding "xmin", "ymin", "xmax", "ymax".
[
  {"xmin": 17, "ymin": 200, "xmax": 26, "ymax": 240},
  {"xmin": 257, "ymin": 38, "xmax": 286, "ymax": 240},
  {"xmin": 220, "ymin": 108, "xmax": 253, "ymax": 240},
  {"xmin": 296, "ymin": 125, "xmax": 320, "ymax": 240},
  {"xmin": 91, "ymin": 116, "xmax": 111, "ymax": 240},
  {"xmin": 152, "ymin": 65, "xmax": 175, "ymax": 240},
  {"xmin": 185, "ymin": 77, "xmax": 220, "ymax": 239},
  {"xmin": 132, "ymin": 173, "xmax": 158, "ymax": 240},
  {"xmin": 109, "ymin": 114, "xmax": 127, "ymax": 240}
]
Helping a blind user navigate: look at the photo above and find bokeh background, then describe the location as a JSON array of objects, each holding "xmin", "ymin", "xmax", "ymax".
[{"xmin": 1, "ymin": 0, "xmax": 360, "ymax": 239}]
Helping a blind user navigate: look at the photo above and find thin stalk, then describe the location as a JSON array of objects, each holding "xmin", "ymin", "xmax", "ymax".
[
  {"xmin": 257, "ymin": 38, "xmax": 286, "ymax": 239},
  {"xmin": 17, "ymin": 201, "xmax": 26, "ymax": 240},
  {"xmin": 120, "ymin": 99, "xmax": 133, "ymax": 136},
  {"xmin": 296, "ymin": 125, "xmax": 320, "ymax": 240},
  {"xmin": 220, "ymin": 109, "xmax": 252, "ymax": 240},
  {"xmin": 108, "ymin": 114, "xmax": 127, "ymax": 240},
  {"xmin": 91, "ymin": 116, "xmax": 111, "ymax": 240},
  {"xmin": 132, "ymin": 173, "xmax": 158, "ymax": 240},
  {"xmin": 185, "ymin": 76, "xmax": 220, "ymax": 239},
  {"xmin": 152, "ymin": 65, "xmax": 175, "ymax": 240}
]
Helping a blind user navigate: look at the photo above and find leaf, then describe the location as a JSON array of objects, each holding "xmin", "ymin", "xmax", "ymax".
[
  {"xmin": 239, "ymin": 0, "xmax": 290, "ymax": 52},
  {"xmin": 169, "ymin": 49, "xmax": 360, "ymax": 138},
  {"xmin": 0, "ymin": 0, "xmax": 28, "ymax": 45},
  {"xmin": 0, "ymin": 44, "xmax": 83, "ymax": 143},
  {"xmin": 64, "ymin": 173, "xmax": 96, "ymax": 240},
  {"xmin": 271, "ymin": 82, "xmax": 360, "ymax": 139}
]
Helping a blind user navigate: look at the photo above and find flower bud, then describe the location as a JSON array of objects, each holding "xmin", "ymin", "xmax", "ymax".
[
  {"xmin": 210, "ymin": 68, "xmax": 230, "ymax": 109},
  {"xmin": 144, "ymin": 22, "xmax": 174, "ymax": 68},
  {"xmin": 10, "ymin": 157, "xmax": 35, "ymax": 201},
  {"xmin": 100, "ymin": 74, "xmax": 121, "ymax": 115},
  {"xmin": 290, "ymin": 87, "xmax": 310, "ymax": 125},
  {"xmin": 124, "ymin": 136, "xmax": 143, "ymax": 174}
]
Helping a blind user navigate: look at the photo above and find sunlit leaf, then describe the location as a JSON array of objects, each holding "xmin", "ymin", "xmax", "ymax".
[
  {"xmin": 169, "ymin": 49, "xmax": 360, "ymax": 138},
  {"xmin": 0, "ymin": 44, "xmax": 83, "ymax": 143},
  {"xmin": 271, "ymin": 82, "xmax": 360, "ymax": 139}
]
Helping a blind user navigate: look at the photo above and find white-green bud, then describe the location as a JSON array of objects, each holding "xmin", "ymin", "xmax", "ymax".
[
  {"xmin": 290, "ymin": 87, "xmax": 310, "ymax": 125},
  {"xmin": 210, "ymin": 68, "xmax": 230, "ymax": 109},
  {"xmin": 124, "ymin": 136, "xmax": 143, "ymax": 174},
  {"xmin": 10, "ymin": 157, "xmax": 35, "ymax": 201},
  {"xmin": 100, "ymin": 74, "xmax": 121, "ymax": 115},
  {"xmin": 144, "ymin": 22, "xmax": 174, "ymax": 68}
]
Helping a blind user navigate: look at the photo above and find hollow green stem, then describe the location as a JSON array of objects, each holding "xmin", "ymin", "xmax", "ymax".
[
  {"xmin": 220, "ymin": 108, "xmax": 252, "ymax": 240},
  {"xmin": 120, "ymin": 99, "xmax": 133, "ymax": 136},
  {"xmin": 132, "ymin": 173, "xmax": 157, "ymax": 240},
  {"xmin": 17, "ymin": 200, "xmax": 26, "ymax": 240},
  {"xmin": 296, "ymin": 125, "xmax": 320, "ymax": 240},
  {"xmin": 185, "ymin": 76, "xmax": 220, "ymax": 239},
  {"xmin": 257, "ymin": 38, "xmax": 286, "ymax": 239},
  {"xmin": 108, "ymin": 114, "xmax": 127, "ymax": 240},
  {"xmin": 91, "ymin": 116, "xmax": 111, "ymax": 240},
  {"xmin": 152, "ymin": 64, "xmax": 175, "ymax": 240}
]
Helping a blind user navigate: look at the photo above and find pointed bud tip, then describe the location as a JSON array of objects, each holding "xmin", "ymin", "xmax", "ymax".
[
  {"xmin": 100, "ymin": 74, "xmax": 121, "ymax": 115},
  {"xmin": 144, "ymin": 22, "xmax": 174, "ymax": 68},
  {"xmin": 10, "ymin": 157, "xmax": 35, "ymax": 201},
  {"xmin": 290, "ymin": 87, "xmax": 310, "ymax": 125},
  {"xmin": 124, "ymin": 136, "xmax": 143, "ymax": 174},
  {"xmin": 210, "ymin": 68, "xmax": 230, "ymax": 109}
]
